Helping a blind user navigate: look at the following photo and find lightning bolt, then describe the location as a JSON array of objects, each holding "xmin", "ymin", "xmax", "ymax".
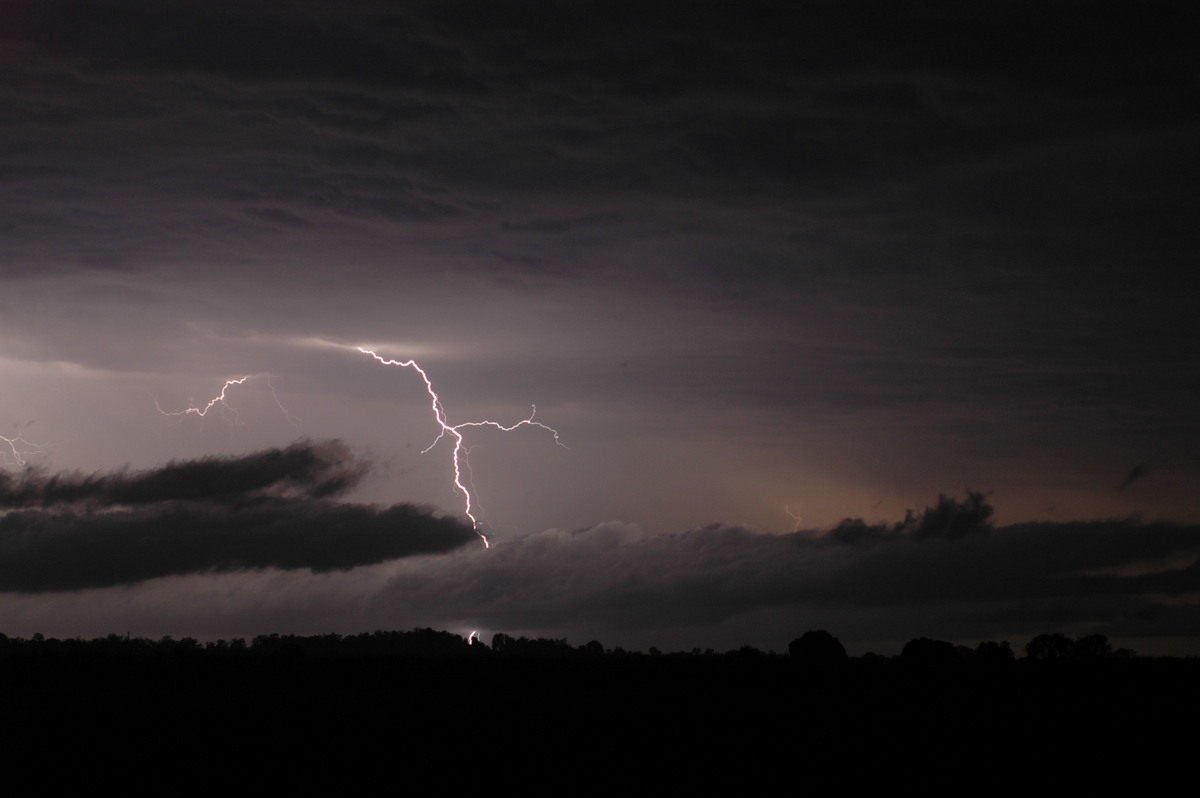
[
  {"xmin": 357, "ymin": 346, "xmax": 566, "ymax": 547},
  {"xmin": 267, "ymin": 374, "xmax": 303, "ymax": 431},
  {"xmin": 2, "ymin": 431, "xmax": 47, "ymax": 467},
  {"xmin": 155, "ymin": 376, "xmax": 251, "ymax": 422},
  {"xmin": 155, "ymin": 352, "xmax": 562, "ymax": 548},
  {"xmin": 785, "ymin": 504, "xmax": 803, "ymax": 533},
  {"xmin": 156, "ymin": 375, "xmax": 298, "ymax": 429}
]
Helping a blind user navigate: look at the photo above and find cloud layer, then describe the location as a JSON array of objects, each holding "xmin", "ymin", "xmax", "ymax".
[
  {"xmin": 1, "ymin": 2, "xmax": 1197, "ymax": 650},
  {"xmin": 373, "ymin": 503, "xmax": 1200, "ymax": 642},
  {"xmin": 0, "ymin": 441, "xmax": 476, "ymax": 591},
  {"xmin": 1, "ymin": 488, "xmax": 1196, "ymax": 653}
]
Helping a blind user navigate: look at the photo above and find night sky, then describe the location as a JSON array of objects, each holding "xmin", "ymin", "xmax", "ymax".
[{"xmin": 2, "ymin": 0, "xmax": 1198, "ymax": 655}]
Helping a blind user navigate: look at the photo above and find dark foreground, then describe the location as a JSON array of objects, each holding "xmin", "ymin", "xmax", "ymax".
[{"xmin": 3, "ymin": 630, "xmax": 1194, "ymax": 793}]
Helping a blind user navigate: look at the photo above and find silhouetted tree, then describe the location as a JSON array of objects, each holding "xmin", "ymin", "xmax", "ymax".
[
  {"xmin": 1025, "ymin": 633, "xmax": 1074, "ymax": 660},
  {"xmin": 901, "ymin": 637, "xmax": 958, "ymax": 663},
  {"xmin": 733, "ymin": 644, "xmax": 766, "ymax": 661},
  {"xmin": 973, "ymin": 640, "xmax": 1015, "ymax": 664},
  {"xmin": 580, "ymin": 640, "xmax": 604, "ymax": 658},
  {"xmin": 788, "ymin": 630, "xmax": 848, "ymax": 665},
  {"xmin": 1074, "ymin": 634, "xmax": 1113, "ymax": 659}
]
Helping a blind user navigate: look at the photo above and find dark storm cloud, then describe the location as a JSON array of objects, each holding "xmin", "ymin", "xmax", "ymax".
[
  {"xmin": 0, "ymin": 441, "xmax": 476, "ymax": 592},
  {"xmin": 2, "ymin": 1, "xmax": 1199, "ymax": 648},
  {"xmin": 4, "ymin": 0, "xmax": 1197, "ymax": 375},
  {"xmin": 6, "ymin": 0, "xmax": 1195, "ymax": 430},
  {"xmin": 0, "ymin": 439, "xmax": 367, "ymax": 508},
  {"xmin": 373, "ymin": 496, "xmax": 1199, "ymax": 642},
  {"xmin": 827, "ymin": 491, "xmax": 995, "ymax": 545},
  {"xmin": 7, "ymin": 1, "xmax": 1196, "ymax": 257}
]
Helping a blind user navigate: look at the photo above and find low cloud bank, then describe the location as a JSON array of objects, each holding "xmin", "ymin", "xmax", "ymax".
[
  {"xmin": 2, "ymin": 488, "xmax": 1196, "ymax": 652},
  {"xmin": 0, "ymin": 441, "xmax": 476, "ymax": 592},
  {"xmin": 367, "ymin": 495, "xmax": 1200, "ymax": 644}
]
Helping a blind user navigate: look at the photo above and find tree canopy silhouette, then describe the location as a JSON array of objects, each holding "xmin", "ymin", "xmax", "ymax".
[{"xmin": 788, "ymin": 630, "xmax": 848, "ymax": 665}]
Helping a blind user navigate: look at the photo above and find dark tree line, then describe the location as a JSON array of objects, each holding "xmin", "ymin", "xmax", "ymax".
[
  {"xmin": 2, "ymin": 625, "xmax": 1195, "ymax": 795},
  {"xmin": 0, "ymin": 626, "xmax": 1158, "ymax": 667}
]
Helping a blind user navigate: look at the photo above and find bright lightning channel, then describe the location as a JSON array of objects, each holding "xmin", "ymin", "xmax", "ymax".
[
  {"xmin": 155, "ymin": 376, "xmax": 251, "ymax": 421},
  {"xmin": 1, "ymin": 432, "xmax": 47, "ymax": 467},
  {"xmin": 357, "ymin": 346, "xmax": 566, "ymax": 548}
]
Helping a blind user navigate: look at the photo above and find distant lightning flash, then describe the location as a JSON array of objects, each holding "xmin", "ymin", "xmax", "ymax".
[
  {"xmin": 155, "ymin": 352, "xmax": 561, "ymax": 547},
  {"xmin": 2, "ymin": 431, "xmax": 47, "ymax": 467},
  {"xmin": 785, "ymin": 505, "xmax": 803, "ymax": 533},
  {"xmin": 357, "ymin": 347, "xmax": 565, "ymax": 547},
  {"xmin": 156, "ymin": 375, "xmax": 298, "ymax": 429},
  {"xmin": 267, "ymin": 374, "xmax": 303, "ymax": 430},
  {"xmin": 156, "ymin": 376, "xmax": 251, "ymax": 421}
]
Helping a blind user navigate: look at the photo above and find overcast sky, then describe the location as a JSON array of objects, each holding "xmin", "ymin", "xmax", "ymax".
[{"xmin": 2, "ymin": 0, "xmax": 1198, "ymax": 654}]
